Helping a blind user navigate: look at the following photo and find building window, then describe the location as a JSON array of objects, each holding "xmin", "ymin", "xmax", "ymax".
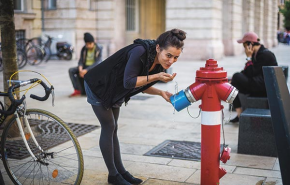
[
  {"xmin": 280, "ymin": 0, "xmax": 284, "ymax": 5},
  {"xmin": 14, "ymin": 0, "xmax": 24, "ymax": 11},
  {"xmin": 126, "ymin": 0, "xmax": 139, "ymax": 31},
  {"xmin": 48, "ymin": 0, "xmax": 57, "ymax": 9}
]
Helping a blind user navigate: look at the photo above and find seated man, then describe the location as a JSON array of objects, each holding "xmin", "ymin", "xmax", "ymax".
[
  {"xmin": 230, "ymin": 31, "xmax": 278, "ymax": 123},
  {"xmin": 69, "ymin": 32, "xmax": 102, "ymax": 97}
]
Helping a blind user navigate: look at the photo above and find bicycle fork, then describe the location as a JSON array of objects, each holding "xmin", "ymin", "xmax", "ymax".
[{"xmin": 14, "ymin": 112, "xmax": 44, "ymax": 161}]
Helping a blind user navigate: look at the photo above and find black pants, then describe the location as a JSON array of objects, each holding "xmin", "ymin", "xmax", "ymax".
[
  {"xmin": 68, "ymin": 67, "xmax": 86, "ymax": 95},
  {"xmin": 91, "ymin": 105, "xmax": 126, "ymax": 176},
  {"xmin": 231, "ymin": 72, "xmax": 266, "ymax": 108}
]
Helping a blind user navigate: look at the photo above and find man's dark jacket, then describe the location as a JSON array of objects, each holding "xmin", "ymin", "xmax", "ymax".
[
  {"xmin": 84, "ymin": 40, "xmax": 164, "ymax": 109},
  {"xmin": 242, "ymin": 44, "xmax": 277, "ymax": 93}
]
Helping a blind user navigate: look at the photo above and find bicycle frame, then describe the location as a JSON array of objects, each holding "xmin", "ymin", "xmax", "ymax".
[{"xmin": 0, "ymin": 101, "xmax": 45, "ymax": 162}]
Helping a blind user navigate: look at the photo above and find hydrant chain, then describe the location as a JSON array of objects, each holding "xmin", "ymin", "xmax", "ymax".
[{"xmin": 186, "ymin": 107, "xmax": 201, "ymax": 119}]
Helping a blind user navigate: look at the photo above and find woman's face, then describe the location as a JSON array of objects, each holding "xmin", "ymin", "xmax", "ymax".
[{"xmin": 156, "ymin": 45, "xmax": 182, "ymax": 69}]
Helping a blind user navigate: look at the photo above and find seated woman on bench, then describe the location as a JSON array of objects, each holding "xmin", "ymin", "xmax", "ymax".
[{"xmin": 230, "ymin": 31, "xmax": 278, "ymax": 123}]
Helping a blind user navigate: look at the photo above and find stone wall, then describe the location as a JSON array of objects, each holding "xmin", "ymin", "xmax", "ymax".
[
  {"xmin": 166, "ymin": 0, "xmax": 224, "ymax": 60},
  {"xmin": 43, "ymin": 0, "xmax": 98, "ymax": 59},
  {"xmin": 14, "ymin": 0, "xmax": 42, "ymax": 38}
]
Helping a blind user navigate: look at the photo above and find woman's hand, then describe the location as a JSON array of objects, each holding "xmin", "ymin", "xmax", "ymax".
[
  {"xmin": 161, "ymin": 90, "xmax": 173, "ymax": 102},
  {"xmin": 157, "ymin": 72, "xmax": 177, "ymax": 83}
]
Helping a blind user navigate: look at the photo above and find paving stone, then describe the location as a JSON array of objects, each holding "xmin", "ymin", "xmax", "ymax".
[
  {"xmin": 168, "ymin": 159, "xmax": 236, "ymax": 173},
  {"xmin": 234, "ymin": 167, "xmax": 281, "ymax": 178},
  {"xmin": 125, "ymin": 162, "xmax": 195, "ymax": 182},
  {"xmin": 186, "ymin": 170, "xmax": 265, "ymax": 185},
  {"xmin": 226, "ymin": 153, "xmax": 276, "ymax": 170},
  {"xmin": 143, "ymin": 178, "xmax": 196, "ymax": 185},
  {"xmin": 272, "ymin": 159, "xmax": 280, "ymax": 171},
  {"xmin": 264, "ymin": 177, "xmax": 283, "ymax": 185},
  {"xmin": 77, "ymin": 135, "xmax": 99, "ymax": 150},
  {"xmin": 121, "ymin": 154, "xmax": 173, "ymax": 165}
]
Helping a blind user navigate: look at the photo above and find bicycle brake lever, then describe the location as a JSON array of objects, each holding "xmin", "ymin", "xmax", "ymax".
[{"xmin": 52, "ymin": 88, "xmax": 55, "ymax": 107}]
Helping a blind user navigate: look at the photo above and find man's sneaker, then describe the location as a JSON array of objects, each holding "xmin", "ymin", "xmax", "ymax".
[
  {"xmin": 121, "ymin": 171, "xmax": 142, "ymax": 184},
  {"xmin": 69, "ymin": 90, "xmax": 81, "ymax": 97},
  {"xmin": 108, "ymin": 174, "xmax": 131, "ymax": 185}
]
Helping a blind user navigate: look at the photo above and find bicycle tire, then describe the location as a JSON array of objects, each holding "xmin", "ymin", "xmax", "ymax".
[
  {"xmin": 16, "ymin": 49, "xmax": 27, "ymax": 69},
  {"xmin": 26, "ymin": 46, "xmax": 44, "ymax": 65},
  {"xmin": 1, "ymin": 109, "xmax": 84, "ymax": 185}
]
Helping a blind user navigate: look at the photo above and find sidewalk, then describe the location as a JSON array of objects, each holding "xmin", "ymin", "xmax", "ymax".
[{"xmin": 0, "ymin": 44, "xmax": 289, "ymax": 185}]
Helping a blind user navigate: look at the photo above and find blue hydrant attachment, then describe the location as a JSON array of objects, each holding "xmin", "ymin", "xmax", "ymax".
[{"xmin": 170, "ymin": 89, "xmax": 192, "ymax": 112}]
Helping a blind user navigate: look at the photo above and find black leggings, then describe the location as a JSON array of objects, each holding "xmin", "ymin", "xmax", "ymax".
[
  {"xmin": 91, "ymin": 105, "xmax": 126, "ymax": 176},
  {"xmin": 231, "ymin": 72, "xmax": 266, "ymax": 108}
]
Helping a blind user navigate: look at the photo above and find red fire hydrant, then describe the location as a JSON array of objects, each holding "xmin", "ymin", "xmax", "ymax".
[{"xmin": 170, "ymin": 59, "xmax": 238, "ymax": 185}]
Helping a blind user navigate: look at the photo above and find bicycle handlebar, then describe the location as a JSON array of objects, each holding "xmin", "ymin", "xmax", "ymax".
[
  {"xmin": 0, "ymin": 78, "xmax": 54, "ymax": 115},
  {"xmin": 30, "ymin": 79, "xmax": 54, "ymax": 101}
]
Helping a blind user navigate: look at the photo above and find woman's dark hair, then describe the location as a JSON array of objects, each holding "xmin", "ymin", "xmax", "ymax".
[{"xmin": 156, "ymin": 28, "xmax": 186, "ymax": 50}]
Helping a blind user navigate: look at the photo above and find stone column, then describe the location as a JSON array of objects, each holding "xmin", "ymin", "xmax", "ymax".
[
  {"xmin": 166, "ymin": 0, "xmax": 224, "ymax": 60},
  {"xmin": 222, "ymin": 0, "xmax": 243, "ymax": 56},
  {"xmin": 96, "ymin": 0, "xmax": 115, "ymax": 58},
  {"xmin": 242, "ymin": 0, "xmax": 255, "ymax": 33},
  {"xmin": 263, "ymin": 0, "xmax": 273, "ymax": 48},
  {"xmin": 113, "ymin": 0, "xmax": 126, "ymax": 52},
  {"xmin": 75, "ymin": 0, "xmax": 98, "ymax": 58},
  {"xmin": 254, "ymin": 0, "xmax": 264, "ymax": 44},
  {"xmin": 272, "ymin": 0, "xmax": 278, "ymax": 46}
]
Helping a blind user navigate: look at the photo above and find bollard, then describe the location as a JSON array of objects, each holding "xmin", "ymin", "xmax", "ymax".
[{"xmin": 170, "ymin": 59, "xmax": 238, "ymax": 185}]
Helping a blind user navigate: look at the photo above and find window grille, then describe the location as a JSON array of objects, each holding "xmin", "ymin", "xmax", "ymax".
[
  {"xmin": 126, "ymin": 0, "xmax": 138, "ymax": 31},
  {"xmin": 15, "ymin": 30, "xmax": 25, "ymax": 40}
]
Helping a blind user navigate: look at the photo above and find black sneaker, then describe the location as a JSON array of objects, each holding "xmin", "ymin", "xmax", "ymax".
[
  {"xmin": 229, "ymin": 116, "xmax": 239, "ymax": 123},
  {"xmin": 108, "ymin": 174, "xmax": 131, "ymax": 185},
  {"xmin": 121, "ymin": 171, "xmax": 143, "ymax": 184}
]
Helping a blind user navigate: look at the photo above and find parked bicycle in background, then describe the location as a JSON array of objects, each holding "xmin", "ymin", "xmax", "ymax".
[{"xmin": 26, "ymin": 35, "xmax": 74, "ymax": 65}]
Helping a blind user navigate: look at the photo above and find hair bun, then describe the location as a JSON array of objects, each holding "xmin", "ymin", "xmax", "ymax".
[{"xmin": 171, "ymin": 29, "xmax": 186, "ymax": 41}]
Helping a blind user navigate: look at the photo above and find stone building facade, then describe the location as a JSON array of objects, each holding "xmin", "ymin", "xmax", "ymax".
[{"xmin": 12, "ymin": 0, "xmax": 285, "ymax": 60}]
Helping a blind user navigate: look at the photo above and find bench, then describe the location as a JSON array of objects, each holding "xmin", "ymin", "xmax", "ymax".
[
  {"xmin": 238, "ymin": 108, "xmax": 277, "ymax": 157},
  {"xmin": 237, "ymin": 65, "xmax": 288, "ymax": 157}
]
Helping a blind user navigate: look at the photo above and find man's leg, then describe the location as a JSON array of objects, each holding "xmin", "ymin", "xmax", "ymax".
[
  {"xmin": 68, "ymin": 67, "xmax": 81, "ymax": 96},
  {"xmin": 68, "ymin": 67, "xmax": 80, "ymax": 90}
]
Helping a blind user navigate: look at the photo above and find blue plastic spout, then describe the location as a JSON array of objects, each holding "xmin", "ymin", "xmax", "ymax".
[{"xmin": 170, "ymin": 90, "xmax": 191, "ymax": 112}]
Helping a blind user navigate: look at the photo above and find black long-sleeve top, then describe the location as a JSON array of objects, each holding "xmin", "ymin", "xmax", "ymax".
[{"xmin": 242, "ymin": 45, "xmax": 278, "ymax": 90}]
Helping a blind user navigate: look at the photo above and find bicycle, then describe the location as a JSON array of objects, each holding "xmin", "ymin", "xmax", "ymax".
[
  {"xmin": 0, "ymin": 75, "xmax": 84, "ymax": 184},
  {"xmin": 0, "ymin": 43, "xmax": 27, "ymax": 71}
]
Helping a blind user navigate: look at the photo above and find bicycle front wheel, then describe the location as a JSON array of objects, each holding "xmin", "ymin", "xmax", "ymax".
[{"xmin": 1, "ymin": 109, "xmax": 84, "ymax": 185}]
